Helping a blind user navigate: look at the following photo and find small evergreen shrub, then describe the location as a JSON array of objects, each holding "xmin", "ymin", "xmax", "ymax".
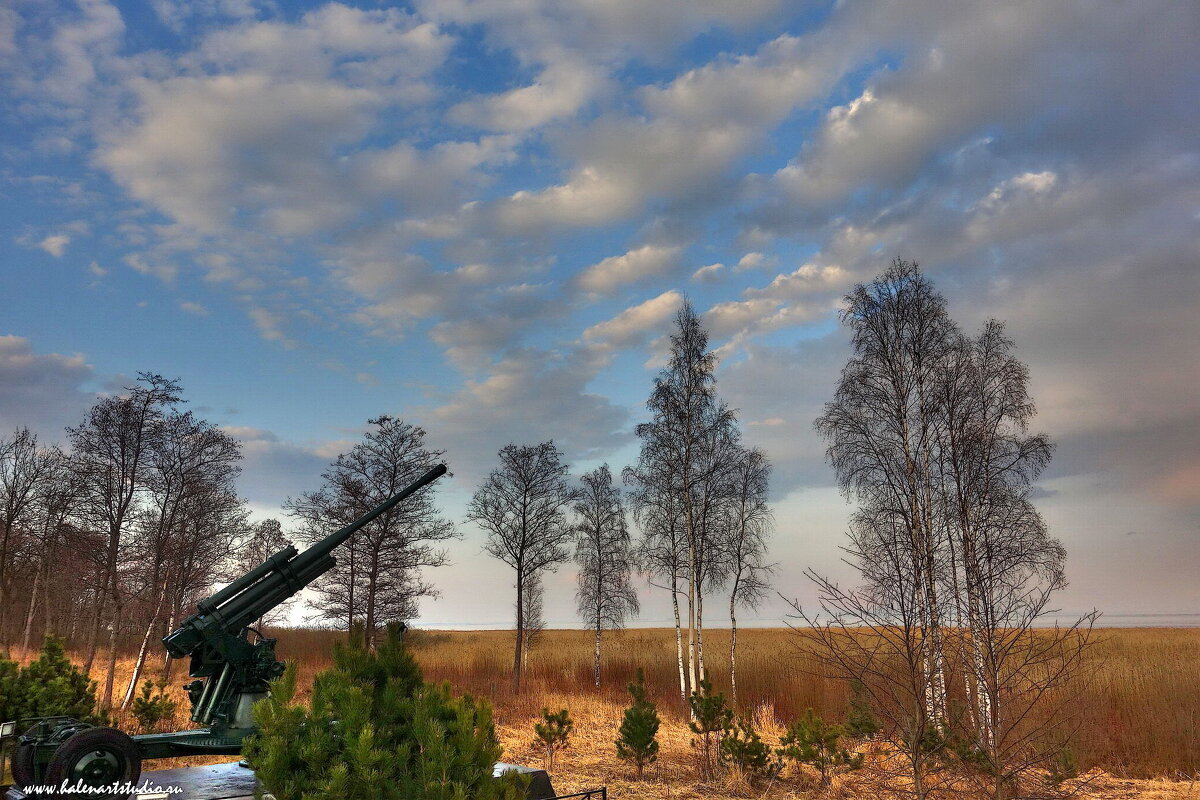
[
  {"xmin": 534, "ymin": 708, "xmax": 573, "ymax": 773},
  {"xmin": 1044, "ymin": 746, "xmax": 1079, "ymax": 788},
  {"xmin": 0, "ymin": 638, "xmax": 102, "ymax": 725},
  {"xmin": 720, "ymin": 716, "xmax": 779, "ymax": 782},
  {"xmin": 0, "ymin": 652, "xmax": 20, "ymax": 723},
  {"xmin": 778, "ymin": 709, "xmax": 863, "ymax": 787},
  {"xmin": 131, "ymin": 679, "xmax": 178, "ymax": 732},
  {"xmin": 615, "ymin": 669, "xmax": 659, "ymax": 777},
  {"xmin": 845, "ymin": 680, "xmax": 879, "ymax": 739},
  {"xmin": 244, "ymin": 624, "xmax": 525, "ymax": 800},
  {"xmin": 687, "ymin": 678, "xmax": 733, "ymax": 780}
]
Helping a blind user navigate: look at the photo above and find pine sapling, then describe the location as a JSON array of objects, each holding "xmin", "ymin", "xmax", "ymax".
[
  {"xmin": 534, "ymin": 708, "xmax": 573, "ymax": 773},
  {"xmin": 720, "ymin": 715, "xmax": 779, "ymax": 783},
  {"xmin": 845, "ymin": 679, "xmax": 879, "ymax": 739},
  {"xmin": 131, "ymin": 679, "xmax": 178, "ymax": 732},
  {"xmin": 1044, "ymin": 746, "xmax": 1079, "ymax": 789},
  {"xmin": 778, "ymin": 709, "xmax": 863, "ymax": 788},
  {"xmin": 7, "ymin": 637, "xmax": 103, "ymax": 724},
  {"xmin": 244, "ymin": 624, "xmax": 525, "ymax": 800},
  {"xmin": 688, "ymin": 678, "xmax": 733, "ymax": 780},
  {"xmin": 615, "ymin": 669, "xmax": 660, "ymax": 777}
]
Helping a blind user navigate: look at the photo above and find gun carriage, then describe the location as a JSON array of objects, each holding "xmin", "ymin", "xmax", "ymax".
[{"xmin": 2, "ymin": 464, "xmax": 447, "ymax": 799}]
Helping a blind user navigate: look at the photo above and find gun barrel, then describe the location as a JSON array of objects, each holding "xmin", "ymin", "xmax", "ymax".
[
  {"xmin": 163, "ymin": 463, "xmax": 448, "ymax": 658},
  {"xmin": 299, "ymin": 463, "xmax": 448, "ymax": 566}
]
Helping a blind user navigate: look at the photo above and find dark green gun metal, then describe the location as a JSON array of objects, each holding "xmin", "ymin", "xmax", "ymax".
[{"xmin": 2, "ymin": 464, "xmax": 448, "ymax": 799}]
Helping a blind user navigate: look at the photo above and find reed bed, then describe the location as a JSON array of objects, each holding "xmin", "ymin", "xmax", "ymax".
[
  {"xmin": 24, "ymin": 626, "xmax": 1199, "ymax": 796},
  {"xmin": 271, "ymin": 625, "xmax": 1200, "ymax": 780}
]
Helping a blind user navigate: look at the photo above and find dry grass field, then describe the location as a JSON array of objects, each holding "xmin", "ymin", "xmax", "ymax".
[{"xmin": 17, "ymin": 627, "xmax": 1200, "ymax": 799}]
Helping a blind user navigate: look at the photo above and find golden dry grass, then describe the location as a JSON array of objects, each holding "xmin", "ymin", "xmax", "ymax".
[{"xmin": 15, "ymin": 626, "xmax": 1199, "ymax": 799}]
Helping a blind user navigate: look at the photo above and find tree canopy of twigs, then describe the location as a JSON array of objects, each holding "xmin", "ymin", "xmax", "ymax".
[
  {"xmin": 467, "ymin": 440, "xmax": 579, "ymax": 692},
  {"xmin": 285, "ymin": 416, "xmax": 457, "ymax": 650},
  {"xmin": 797, "ymin": 260, "xmax": 1096, "ymax": 800},
  {"xmin": 574, "ymin": 463, "xmax": 639, "ymax": 686}
]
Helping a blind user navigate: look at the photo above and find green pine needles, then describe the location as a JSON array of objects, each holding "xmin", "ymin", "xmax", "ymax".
[
  {"xmin": 778, "ymin": 708, "xmax": 864, "ymax": 787},
  {"xmin": 845, "ymin": 679, "xmax": 879, "ymax": 739},
  {"xmin": 687, "ymin": 678, "xmax": 733, "ymax": 780},
  {"xmin": 533, "ymin": 708, "xmax": 573, "ymax": 773},
  {"xmin": 721, "ymin": 715, "xmax": 779, "ymax": 781},
  {"xmin": 244, "ymin": 624, "xmax": 526, "ymax": 800},
  {"xmin": 0, "ymin": 637, "xmax": 102, "ymax": 725},
  {"xmin": 131, "ymin": 679, "xmax": 178, "ymax": 732},
  {"xmin": 615, "ymin": 669, "xmax": 659, "ymax": 777}
]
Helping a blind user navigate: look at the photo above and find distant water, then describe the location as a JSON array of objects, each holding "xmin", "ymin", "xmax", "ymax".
[
  {"xmin": 413, "ymin": 613, "xmax": 1200, "ymax": 631},
  {"xmin": 1041, "ymin": 612, "xmax": 1200, "ymax": 628}
]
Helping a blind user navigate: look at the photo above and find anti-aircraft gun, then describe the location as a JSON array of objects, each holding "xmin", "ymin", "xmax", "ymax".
[{"xmin": 3, "ymin": 464, "xmax": 447, "ymax": 799}]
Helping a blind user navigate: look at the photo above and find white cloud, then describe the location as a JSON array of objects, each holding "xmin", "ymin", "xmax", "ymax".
[
  {"xmin": 449, "ymin": 58, "xmax": 603, "ymax": 132},
  {"xmin": 193, "ymin": 5, "xmax": 451, "ymax": 91},
  {"xmin": 426, "ymin": 347, "xmax": 630, "ymax": 485},
  {"xmin": 976, "ymin": 170, "xmax": 1058, "ymax": 212},
  {"xmin": 219, "ymin": 425, "xmax": 279, "ymax": 443},
  {"xmin": 691, "ymin": 263, "xmax": 725, "ymax": 283},
  {"xmin": 0, "ymin": 336, "xmax": 94, "ymax": 438},
  {"xmin": 248, "ymin": 306, "xmax": 295, "ymax": 348},
  {"xmin": 583, "ymin": 290, "xmax": 682, "ymax": 349},
  {"xmin": 576, "ymin": 244, "xmax": 682, "ymax": 294},
  {"xmin": 38, "ymin": 234, "xmax": 70, "ymax": 257},
  {"xmin": 179, "ymin": 300, "xmax": 208, "ymax": 315},
  {"xmin": 735, "ymin": 252, "xmax": 767, "ymax": 271},
  {"xmin": 703, "ymin": 263, "xmax": 848, "ymax": 342},
  {"xmin": 100, "ymin": 74, "xmax": 378, "ymax": 234}
]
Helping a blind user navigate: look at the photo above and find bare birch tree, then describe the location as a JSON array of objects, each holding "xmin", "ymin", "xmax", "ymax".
[
  {"xmin": 467, "ymin": 441, "xmax": 578, "ymax": 692},
  {"xmin": 0, "ymin": 427, "xmax": 53, "ymax": 640},
  {"xmin": 574, "ymin": 464, "xmax": 639, "ymax": 686},
  {"xmin": 120, "ymin": 412, "xmax": 242, "ymax": 708},
  {"xmin": 722, "ymin": 446, "xmax": 773, "ymax": 709},
  {"xmin": 520, "ymin": 571, "xmax": 546, "ymax": 674},
  {"xmin": 627, "ymin": 299, "xmax": 738, "ymax": 696},
  {"xmin": 626, "ymin": 466, "xmax": 691, "ymax": 699},
  {"xmin": 68, "ymin": 373, "xmax": 182, "ymax": 708},
  {"xmin": 806, "ymin": 261, "xmax": 1094, "ymax": 799},
  {"xmin": 935, "ymin": 321, "xmax": 1096, "ymax": 798}
]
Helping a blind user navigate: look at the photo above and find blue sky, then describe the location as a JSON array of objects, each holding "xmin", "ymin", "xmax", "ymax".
[{"xmin": 2, "ymin": 0, "xmax": 1198, "ymax": 628}]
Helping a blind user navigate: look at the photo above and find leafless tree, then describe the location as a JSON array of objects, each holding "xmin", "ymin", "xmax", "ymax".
[
  {"xmin": 627, "ymin": 299, "xmax": 738, "ymax": 694},
  {"xmin": 17, "ymin": 446, "xmax": 77, "ymax": 657},
  {"xmin": 68, "ymin": 373, "xmax": 182, "ymax": 708},
  {"xmin": 160, "ymin": 481, "xmax": 248, "ymax": 681},
  {"xmin": 934, "ymin": 321, "xmax": 1095, "ymax": 798},
  {"xmin": 120, "ymin": 412, "xmax": 242, "ymax": 708},
  {"xmin": 574, "ymin": 464, "xmax": 639, "ymax": 686},
  {"xmin": 626, "ymin": 466, "xmax": 690, "ymax": 699},
  {"xmin": 520, "ymin": 571, "xmax": 545, "ymax": 674},
  {"xmin": 467, "ymin": 441, "xmax": 578, "ymax": 692},
  {"xmin": 230, "ymin": 519, "xmax": 296, "ymax": 628},
  {"xmin": 807, "ymin": 261, "xmax": 1094, "ymax": 799},
  {"xmin": 814, "ymin": 263, "xmax": 956, "ymax": 728},
  {"xmin": 721, "ymin": 446, "xmax": 773, "ymax": 709},
  {"xmin": 0, "ymin": 427, "xmax": 54, "ymax": 640},
  {"xmin": 286, "ymin": 417, "xmax": 456, "ymax": 650}
]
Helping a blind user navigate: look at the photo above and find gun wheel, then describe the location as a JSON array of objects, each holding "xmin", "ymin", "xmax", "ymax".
[
  {"xmin": 44, "ymin": 726, "xmax": 142, "ymax": 800},
  {"xmin": 10, "ymin": 724, "xmax": 43, "ymax": 790}
]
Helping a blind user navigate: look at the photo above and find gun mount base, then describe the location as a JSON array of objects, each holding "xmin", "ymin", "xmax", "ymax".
[{"xmin": 2, "ymin": 719, "xmax": 252, "ymax": 799}]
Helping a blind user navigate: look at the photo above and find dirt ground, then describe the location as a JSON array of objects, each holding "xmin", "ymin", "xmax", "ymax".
[{"xmin": 490, "ymin": 693, "xmax": 1199, "ymax": 800}]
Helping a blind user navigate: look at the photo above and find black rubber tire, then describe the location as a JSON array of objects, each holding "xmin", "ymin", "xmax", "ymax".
[
  {"xmin": 10, "ymin": 724, "xmax": 43, "ymax": 790},
  {"xmin": 43, "ymin": 726, "xmax": 141, "ymax": 800}
]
